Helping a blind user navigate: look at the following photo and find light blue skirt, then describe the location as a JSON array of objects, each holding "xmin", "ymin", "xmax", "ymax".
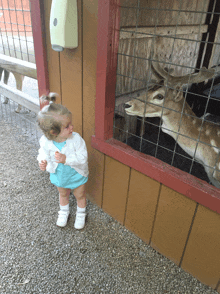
[{"xmin": 50, "ymin": 163, "xmax": 88, "ymax": 189}]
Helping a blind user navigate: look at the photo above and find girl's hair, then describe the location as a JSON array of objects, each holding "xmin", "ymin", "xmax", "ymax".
[{"xmin": 37, "ymin": 92, "xmax": 71, "ymax": 140}]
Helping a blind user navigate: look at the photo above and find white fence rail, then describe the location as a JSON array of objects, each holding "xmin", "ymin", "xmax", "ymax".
[
  {"xmin": 0, "ymin": 81, "xmax": 39, "ymax": 113},
  {"xmin": 0, "ymin": 53, "xmax": 37, "ymax": 78}
]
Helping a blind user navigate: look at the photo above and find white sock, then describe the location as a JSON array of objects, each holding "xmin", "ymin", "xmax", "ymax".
[
  {"xmin": 60, "ymin": 203, "xmax": 69, "ymax": 211},
  {"xmin": 77, "ymin": 206, "xmax": 86, "ymax": 213}
]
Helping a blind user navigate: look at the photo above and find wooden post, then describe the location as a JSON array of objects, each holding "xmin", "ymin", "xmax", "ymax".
[
  {"xmin": 29, "ymin": 0, "xmax": 50, "ymax": 106},
  {"xmin": 196, "ymin": 0, "xmax": 220, "ymax": 70}
]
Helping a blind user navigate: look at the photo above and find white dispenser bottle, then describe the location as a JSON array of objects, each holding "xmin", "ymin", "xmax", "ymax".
[{"xmin": 50, "ymin": 0, "xmax": 78, "ymax": 52}]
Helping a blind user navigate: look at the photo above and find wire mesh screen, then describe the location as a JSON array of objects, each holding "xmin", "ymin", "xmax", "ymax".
[
  {"xmin": 0, "ymin": 0, "xmax": 35, "ymax": 63},
  {"xmin": 0, "ymin": 0, "xmax": 40, "ymax": 150},
  {"xmin": 114, "ymin": 0, "xmax": 220, "ymax": 188},
  {"xmin": 0, "ymin": 96, "xmax": 41, "ymax": 151}
]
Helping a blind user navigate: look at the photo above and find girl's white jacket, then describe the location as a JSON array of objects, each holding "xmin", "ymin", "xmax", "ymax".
[{"xmin": 37, "ymin": 132, "xmax": 89, "ymax": 177}]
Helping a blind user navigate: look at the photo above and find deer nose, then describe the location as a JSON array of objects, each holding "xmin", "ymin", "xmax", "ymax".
[{"xmin": 124, "ymin": 104, "xmax": 132, "ymax": 109}]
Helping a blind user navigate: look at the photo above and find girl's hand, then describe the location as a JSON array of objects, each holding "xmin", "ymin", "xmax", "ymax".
[
  {"xmin": 39, "ymin": 160, "xmax": 47, "ymax": 171},
  {"xmin": 55, "ymin": 151, "xmax": 66, "ymax": 164}
]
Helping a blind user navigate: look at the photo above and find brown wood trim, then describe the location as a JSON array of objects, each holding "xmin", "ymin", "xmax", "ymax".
[
  {"xmin": 150, "ymin": 185, "xmax": 197, "ymax": 265},
  {"xmin": 124, "ymin": 169, "xmax": 161, "ymax": 244},
  {"xmin": 181, "ymin": 204, "xmax": 220, "ymax": 289},
  {"xmin": 120, "ymin": 25, "xmax": 208, "ymax": 39},
  {"xmin": 102, "ymin": 156, "xmax": 130, "ymax": 224},
  {"xmin": 91, "ymin": 136, "xmax": 220, "ymax": 214}
]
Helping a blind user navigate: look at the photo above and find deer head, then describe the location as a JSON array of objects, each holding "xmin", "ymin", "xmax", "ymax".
[{"xmin": 125, "ymin": 55, "xmax": 215, "ymax": 119}]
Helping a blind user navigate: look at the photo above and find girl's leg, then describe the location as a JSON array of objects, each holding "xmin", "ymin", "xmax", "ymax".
[
  {"xmin": 73, "ymin": 184, "xmax": 86, "ymax": 229},
  {"xmin": 56, "ymin": 187, "xmax": 71, "ymax": 227},
  {"xmin": 73, "ymin": 184, "xmax": 86, "ymax": 208},
  {"xmin": 57, "ymin": 187, "xmax": 71, "ymax": 206}
]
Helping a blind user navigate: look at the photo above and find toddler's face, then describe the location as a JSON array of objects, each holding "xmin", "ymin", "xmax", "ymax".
[{"xmin": 55, "ymin": 114, "xmax": 73, "ymax": 142}]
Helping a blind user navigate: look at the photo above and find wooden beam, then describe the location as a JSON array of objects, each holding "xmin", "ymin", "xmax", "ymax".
[
  {"xmin": 202, "ymin": 0, "xmax": 220, "ymax": 69},
  {"xmin": 208, "ymin": 19, "xmax": 220, "ymax": 68},
  {"xmin": 30, "ymin": 0, "xmax": 50, "ymax": 96},
  {"xmin": 0, "ymin": 54, "xmax": 37, "ymax": 79},
  {"xmin": 120, "ymin": 25, "xmax": 208, "ymax": 39},
  {"xmin": 0, "ymin": 81, "xmax": 40, "ymax": 113}
]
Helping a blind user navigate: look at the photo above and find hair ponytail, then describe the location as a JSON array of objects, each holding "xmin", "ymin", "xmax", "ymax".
[
  {"xmin": 37, "ymin": 92, "xmax": 71, "ymax": 140},
  {"xmin": 40, "ymin": 92, "xmax": 58, "ymax": 106}
]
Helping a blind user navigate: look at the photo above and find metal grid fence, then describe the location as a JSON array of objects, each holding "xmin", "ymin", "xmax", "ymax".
[
  {"xmin": 0, "ymin": 95, "xmax": 41, "ymax": 152},
  {"xmin": 0, "ymin": 0, "xmax": 35, "ymax": 63},
  {"xmin": 114, "ymin": 0, "xmax": 220, "ymax": 188},
  {"xmin": 0, "ymin": 0, "xmax": 40, "ymax": 150}
]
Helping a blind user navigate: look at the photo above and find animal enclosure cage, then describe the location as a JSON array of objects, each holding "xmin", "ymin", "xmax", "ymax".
[
  {"xmin": 113, "ymin": 0, "xmax": 220, "ymax": 189},
  {"xmin": 0, "ymin": 0, "xmax": 35, "ymax": 63},
  {"xmin": 0, "ymin": 0, "xmax": 40, "ymax": 148}
]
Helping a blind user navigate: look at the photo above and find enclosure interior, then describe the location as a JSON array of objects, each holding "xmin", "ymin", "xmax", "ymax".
[{"xmin": 113, "ymin": 0, "xmax": 220, "ymax": 187}]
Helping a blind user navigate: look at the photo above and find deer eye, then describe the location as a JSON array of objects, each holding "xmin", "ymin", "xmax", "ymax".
[{"xmin": 155, "ymin": 94, "xmax": 164, "ymax": 100}]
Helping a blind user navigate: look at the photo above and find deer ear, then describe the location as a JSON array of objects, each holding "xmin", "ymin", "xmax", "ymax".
[{"xmin": 173, "ymin": 88, "xmax": 183, "ymax": 102}]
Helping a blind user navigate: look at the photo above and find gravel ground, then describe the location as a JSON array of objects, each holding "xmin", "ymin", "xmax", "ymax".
[{"xmin": 0, "ymin": 119, "xmax": 219, "ymax": 294}]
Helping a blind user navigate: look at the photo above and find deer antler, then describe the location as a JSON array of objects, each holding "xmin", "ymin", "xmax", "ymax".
[{"xmin": 151, "ymin": 54, "xmax": 215, "ymax": 87}]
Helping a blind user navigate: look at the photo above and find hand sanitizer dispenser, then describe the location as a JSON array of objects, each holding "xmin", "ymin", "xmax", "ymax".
[{"xmin": 50, "ymin": 0, "xmax": 78, "ymax": 52}]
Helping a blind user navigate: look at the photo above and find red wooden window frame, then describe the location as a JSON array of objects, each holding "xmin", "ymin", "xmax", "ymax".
[{"xmin": 91, "ymin": 0, "xmax": 220, "ymax": 214}]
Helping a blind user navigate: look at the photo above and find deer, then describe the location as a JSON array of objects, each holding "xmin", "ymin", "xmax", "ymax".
[
  {"xmin": 0, "ymin": 67, "xmax": 24, "ymax": 113},
  {"xmin": 125, "ymin": 55, "xmax": 220, "ymax": 189}
]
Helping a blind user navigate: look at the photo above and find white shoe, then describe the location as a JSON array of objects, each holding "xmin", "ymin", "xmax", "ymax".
[
  {"xmin": 74, "ymin": 211, "xmax": 86, "ymax": 230},
  {"xmin": 56, "ymin": 210, "xmax": 69, "ymax": 227}
]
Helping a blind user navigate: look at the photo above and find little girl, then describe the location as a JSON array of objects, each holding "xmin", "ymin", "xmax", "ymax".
[{"xmin": 37, "ymin": 93, "xmax": 89, "ymax": 229}]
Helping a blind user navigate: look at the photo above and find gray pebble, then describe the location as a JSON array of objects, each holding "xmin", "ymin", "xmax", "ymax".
[{"xmin": 0, "ymin": 118, "xmax": 218, "ymax": 294}]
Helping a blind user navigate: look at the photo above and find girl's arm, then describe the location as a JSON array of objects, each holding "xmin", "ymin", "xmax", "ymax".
[
  {"xmin": 64, "ymin": 135, "xmax": 88, "ymax": 167},
  {"xmin": 39, "ymin": 160, "xmax": 47, "ymax": 171},
  {"xmin": 55, "ymin": 151, "xmax": 66, "ymax": 164},
  {"xmin": 37, "ymin": 136, "xmax": 51, "ymax": 169}
]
